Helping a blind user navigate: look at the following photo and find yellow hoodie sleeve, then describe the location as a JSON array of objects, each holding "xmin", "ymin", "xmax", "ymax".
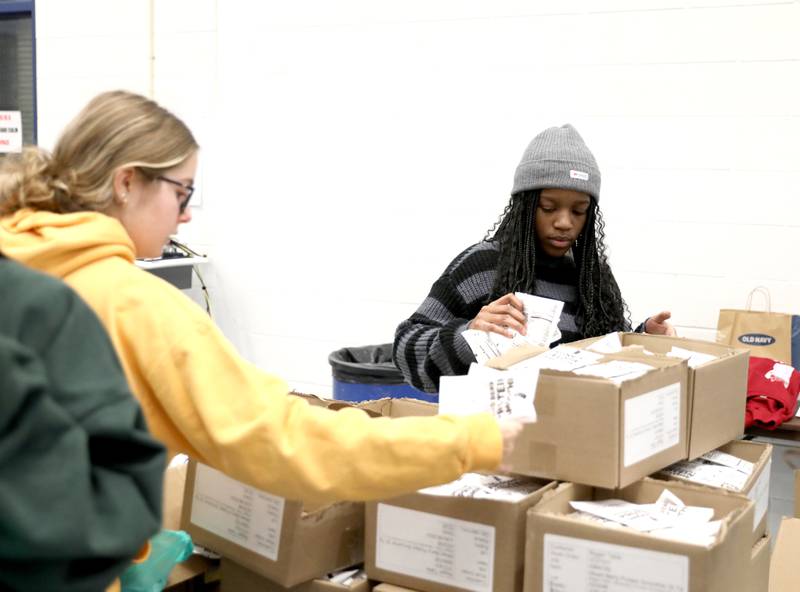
[{"xmin": 117, "ymin": 278, "xmax": 502, "ymax": 506}]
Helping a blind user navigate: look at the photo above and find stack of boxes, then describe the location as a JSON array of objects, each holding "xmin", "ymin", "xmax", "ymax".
[{"xmin": 179, "ymin": 334, "xmax": 777, "ymax": 592}]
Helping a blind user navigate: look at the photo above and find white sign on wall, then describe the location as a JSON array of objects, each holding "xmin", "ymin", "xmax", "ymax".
[{"xmin": 0, "ymin": 111, "xmax": 22, "ymax": 153}]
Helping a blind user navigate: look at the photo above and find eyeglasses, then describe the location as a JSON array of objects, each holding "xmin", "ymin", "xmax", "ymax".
[{"xmin": 157, "ymin": 175, "xmax": 195, "ymax": 213}]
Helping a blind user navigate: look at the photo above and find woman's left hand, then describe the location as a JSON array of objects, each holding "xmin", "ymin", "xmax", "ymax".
[{"xmin": 645, "ymin": 311, "xmax": 676, "ymax": 336}]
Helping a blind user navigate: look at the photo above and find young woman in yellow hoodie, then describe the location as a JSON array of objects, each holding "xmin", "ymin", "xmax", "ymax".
[{"xmin": 0, "ymin": 90, "xmax": 522, "ymax": 508}]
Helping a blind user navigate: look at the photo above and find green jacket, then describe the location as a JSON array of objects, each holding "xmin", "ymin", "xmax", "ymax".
[{"xmin": 0, "ymin": 255, "xmax": 166, "ymax": 592}]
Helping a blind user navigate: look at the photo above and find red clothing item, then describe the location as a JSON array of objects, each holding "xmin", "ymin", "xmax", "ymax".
[{"xmin": 745, "ymin": 356, "xmax": 800, "ymax": 429}]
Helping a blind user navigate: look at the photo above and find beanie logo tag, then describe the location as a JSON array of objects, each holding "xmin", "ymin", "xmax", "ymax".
[{"xmin": 570, "ymin": 170, "xmax": 589, "ymax": 181}]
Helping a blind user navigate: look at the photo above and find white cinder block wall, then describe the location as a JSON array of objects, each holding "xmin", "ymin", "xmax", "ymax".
[{"xmin": 36, "ymin": 1, "xmax": 800, "ymax": 396}]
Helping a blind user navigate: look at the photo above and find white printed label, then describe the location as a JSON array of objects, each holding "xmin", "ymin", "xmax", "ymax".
[
  {"xmin": 461, "ymin": 294, "xmax": 563, "ymax": 363},
  {"xmin": 569, "ymin": 169, "xmax": 589, "ymax": 181},
  {"xmin": 662, "ymin": 459, "xmax": 749, "ymax": 491},
  {"xmin": 439, "ymin": 368, "xmax": 538, "ymax": 423},
  {"xmin": 543, "ymin": 534, "xmax": 689, "ymax": 592},
  {"xmin": 574, "ymin": 360, "xmax": 654, "ymax": 385},
  {"xmin": 418, "ymin": 473, "xmax": 543, "ymax": 502},
  {"xmin": 587, "ymin": 332, "xmax": 623, "ymax": 354},
  {"xmin": 667, "ymin": 346, "xmax": 718, "ymax": 369},
  {"xmin": 190, "ymin": 463, "xmax": 285, "ymax": 560},
  {"xmin": 701, "ymin": 450, "xmax": 754, "ymax": 475},
  {"xmin": 624, "ymin": 382, "xmax": 681, "ymax": 467},
  {"xmin": 512, "ymin": 345, "xmax": 603, "ymax": 373},
  {"xmin": 748, "ymin": 459, "xmax": 771, "ymax": 531},
  {"xmin": 375, "ymin": 504, "xmax": 494, "ymax": 592}
]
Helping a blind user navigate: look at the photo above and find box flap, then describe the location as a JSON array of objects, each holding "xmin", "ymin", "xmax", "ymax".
[
  {"xmin": 485, "ymin": 344, "xmax": 548, "ymax": 369},
  {"xmin": 769, "ymin": 518, "xmax": 800, "ymax": 591},
  {"xmin": 387, "ymin": 397, "xmax": 438, "ymax": 418}
]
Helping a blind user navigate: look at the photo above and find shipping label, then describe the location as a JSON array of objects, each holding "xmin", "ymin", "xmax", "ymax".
[
  {"xmin": 190, "ymin": 463, "xmax": 285, "ymax": 560},
  {"xmin": 543, "ymin": 533, "xmax": 689, "ymax": 591},
  {"xmin": 624, "ymin": 382, "xmax": 681, "ymax": 467},
  {"xmin": 375, "ymin": 504, "xmax": 494, "ymax": 592}
]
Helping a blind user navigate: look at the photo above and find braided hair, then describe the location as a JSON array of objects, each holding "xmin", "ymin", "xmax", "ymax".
[{"xmin": 484, "ymin": 190, "xmax": 631, "ymax": 337}]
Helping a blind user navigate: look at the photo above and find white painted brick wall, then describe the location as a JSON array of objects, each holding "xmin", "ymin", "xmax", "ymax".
[{"xmin": 35, "ymin": 1, "xmax": 800, "ymax": 395}]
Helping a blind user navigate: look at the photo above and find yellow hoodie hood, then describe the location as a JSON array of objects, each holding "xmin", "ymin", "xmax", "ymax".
[{"xmin": 0, "ymin": 209, "xmax": 135, "ymax": 278}]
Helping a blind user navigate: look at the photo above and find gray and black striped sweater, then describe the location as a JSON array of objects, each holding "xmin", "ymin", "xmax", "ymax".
[{"xmin": 394, "ymin": 241, "xmax": 641, "ymax": 393}]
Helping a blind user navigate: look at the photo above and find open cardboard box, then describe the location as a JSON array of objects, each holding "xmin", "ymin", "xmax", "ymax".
[
  {"xmin": 655, "ymin": 439, "xmax": 772, "ymax": 546},
  {"xmin": 507, "ymin": 351, "xmax": 689, "ymax": 488},
  {"xmin": 570, "ymin": 333, "xmax": 748, "ymax": 459},
  {"xmin": 524, "ymin": 478, "xmax": 754, "ymax": 592},
  {"xmin": 365, "ymin": 477, "xmax": 556, "ymax": 592}
]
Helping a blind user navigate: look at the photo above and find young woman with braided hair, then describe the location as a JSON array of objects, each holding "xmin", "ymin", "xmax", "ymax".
[{"xmin": 394, "ymin": 124, "xmax": 674, "ymax": 393}]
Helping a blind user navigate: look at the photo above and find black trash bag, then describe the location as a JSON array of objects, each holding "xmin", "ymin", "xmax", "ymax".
[{"xmin": 328, "ymin": 343, "xmax": 407, "ymax": 385}]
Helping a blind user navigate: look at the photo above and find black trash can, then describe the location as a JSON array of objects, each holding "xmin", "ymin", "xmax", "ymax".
[{"xmin": 328, "ymin": 343, "xmax": 437, "ymax": 403}]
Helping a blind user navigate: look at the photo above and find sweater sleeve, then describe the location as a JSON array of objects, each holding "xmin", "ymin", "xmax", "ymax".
[
  {"xmin": 0, "ymin": 289, "xmax": 165, "ymax": 592},
  {"xmin": 120, "ymin": 284, "xmax": 502, "ymax": 507},
  {"xmin": 393, "ymin": 273, "xmax": 478, "ymax": 393},
  {"xmin": 394, "ymin": 244, "xmax": 500, "ymax": 393}
]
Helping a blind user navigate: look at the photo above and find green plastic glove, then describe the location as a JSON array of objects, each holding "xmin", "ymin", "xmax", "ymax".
[{"xmin": 120, "ymin": 530, "xmax": 194, "ymax": 592}]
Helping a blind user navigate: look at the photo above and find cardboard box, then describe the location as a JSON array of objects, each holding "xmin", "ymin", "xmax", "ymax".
[
  {"xmin": 353, "ymin": 396, "xmax": 438, "ymax": 418},
  {"xmin": 524, "ymin": 479, "xmax": 754, "ymax": 592},
  {"xmin": 163, "ymin": 455, "xmax": 219, "ymax": 588},
  {"xmin": 181, "ymin": 460, "xmax": 364, "ymax": 587},
  {"xmin": 769, "ymin": 517, "xmax": 800, "ymax": 591},
  {"xmin": 181, "ymin": 394, "xmax": 437, "ymax": 587},
  {"xmin": 220, "ymin": 558, "xmax": 370, "ymax": 592},
  {"xmin": 365, "ymin": 478, "xmax": 556, "ymax": 592},
  {"xmin": 507, "ymin": 351, "xmax": 689, "ymax": 488},
  {"xmin": 749, "ymin": 535, "xmax": 770, "ymax": 592},
  {"xmin": 290, "ymin": 393, "xmax": 436, "ymax": 419},
  {"xmin": 656, "ymin": 439, "xmax": 772, "ymax": 545},
  {"xmin": 570, "ymin": 333, "xmax": 748, "ymax": 459}
]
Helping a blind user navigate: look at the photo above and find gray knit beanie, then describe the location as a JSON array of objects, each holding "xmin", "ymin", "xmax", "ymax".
[{"xmin": 511, "ymin": 124, "xmax": 601, "ymax": 202}]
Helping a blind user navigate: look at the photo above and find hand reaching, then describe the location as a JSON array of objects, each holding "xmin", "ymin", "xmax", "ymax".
[
  {"xmin": 645, "ymin": 311, "xmax": 676, "ymax": 336},
  {"xmin": 469, "ymin": 293, "xmax": 527, "ymax": 338},
  {"xmin": 497, "ymin": 418, "xmax": 525, "ymax": 472}
]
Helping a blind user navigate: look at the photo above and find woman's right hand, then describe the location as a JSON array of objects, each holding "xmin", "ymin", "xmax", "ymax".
[
  {"xmin": 468, "ymin": 292, "xmax": 527, "ymax": 338},
  {"xmin": 498, "ymin": 418, "xmax": 525, "ymax": 472}
]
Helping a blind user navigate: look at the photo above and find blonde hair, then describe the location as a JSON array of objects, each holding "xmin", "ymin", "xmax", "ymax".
[{"xmin": 0, "ymin": 90, "xmax": 198, "ymax": 215}]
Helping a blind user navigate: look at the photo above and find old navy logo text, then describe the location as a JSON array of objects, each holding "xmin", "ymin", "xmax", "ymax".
[{"xmin": 738, "ymin": 333, "xmax": 775, "ymax": 346}]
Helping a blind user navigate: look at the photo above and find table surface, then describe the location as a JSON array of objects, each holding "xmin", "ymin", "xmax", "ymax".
[
  {"xmin": 778, "ymin": 417, "xmax": 800, "ymax": 431},
  {"xmin": 747, "ymin": 415, "xmax": 800, "ymax": 442},
  {"xmin": 135, "ymin": 255, "xmax": 209, "ymax": 270}
]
